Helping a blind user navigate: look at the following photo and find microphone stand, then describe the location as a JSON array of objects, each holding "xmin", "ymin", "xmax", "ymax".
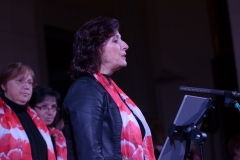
[
  {"xmin": 179, "ymin": 86, "xmax": 240, "ymax": 112},
  {"xmin": 223, "ymin": 91, "xmax": 240, "ymax": 110},
  {"xmin": 167, "ymin": 103, "xmax": 213, "ymax": 160},
  {"xmin": 168, "ymin": 124, "xmax": 207, "ymax": 160},
  {"xmin": 178, "ymin": 86, "xmax": 240, "ymax": 160}
]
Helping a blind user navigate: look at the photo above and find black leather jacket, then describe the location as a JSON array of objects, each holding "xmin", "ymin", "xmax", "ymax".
[{"xmin": 62, "ymin": 75, "xmax": 123, "ymax": 160}]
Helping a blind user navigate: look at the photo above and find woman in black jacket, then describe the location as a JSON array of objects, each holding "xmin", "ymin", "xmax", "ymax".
[{"xmin": 62, "ymin": 16, "xmax": 155, "ymax": 160}]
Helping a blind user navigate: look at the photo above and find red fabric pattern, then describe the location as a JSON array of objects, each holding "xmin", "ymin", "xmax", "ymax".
[
  {"xmin": 121, "ymin": 121, "xmax": 143, "ymax": 147},
  {"xmin": 49, "ymin": 127, "xmax": 67, "ymax": 160},
  {"xmin": 0, "ymin": 134, "xmax": 32, "ymax": 160},
  {"xmin": 0, "ymin": 98, "xmax": 56, "ymax": 160},
  {"xmin": 94, "ymin": 73, "xmax": 155, "ymax": 160}
]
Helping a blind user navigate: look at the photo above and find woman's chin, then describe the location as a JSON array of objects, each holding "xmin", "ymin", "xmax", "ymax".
[{"xmin": 121, "ymin": 62, "xmax": 127, "ymax": 68}]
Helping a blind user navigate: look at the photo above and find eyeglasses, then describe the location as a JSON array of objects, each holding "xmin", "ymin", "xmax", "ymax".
[
  {"xmin": 35, "ymin": 105, "xmax": 59, "ymax": 112},
  {"xmin": 15, "ymin": 79, "xmax": 37, "ymax": 87}
]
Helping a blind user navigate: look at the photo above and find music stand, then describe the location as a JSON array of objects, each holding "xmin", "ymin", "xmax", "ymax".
[{"xmin": 158, "ymin": 95, "xmax": 213, "ymax": 160}]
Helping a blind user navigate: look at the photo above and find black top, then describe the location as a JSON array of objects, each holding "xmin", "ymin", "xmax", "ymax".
[
  {"xmin": 103, "ymin": 74, "xmax": 146, "ymax": 139},
  {"xmin": 1, "ymin": 94, "xmax": 48, "ymax": 160},
  {"xmin": 63, "ymin": 75, "xmax": 123, "ymax": 159}
]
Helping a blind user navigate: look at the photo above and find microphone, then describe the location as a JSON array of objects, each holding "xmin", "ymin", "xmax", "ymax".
[{"xmin": 179, "ymin": 86, "xmax": 240, "ymax": 98}]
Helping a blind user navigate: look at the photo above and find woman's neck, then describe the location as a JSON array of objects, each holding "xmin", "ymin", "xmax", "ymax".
[{"xmin": 1, "ymin": 93, "xmax": 28, "ymax": 112}]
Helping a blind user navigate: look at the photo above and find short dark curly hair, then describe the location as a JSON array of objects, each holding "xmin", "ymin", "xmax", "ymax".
[
  {"xmin": 29, "ymin": 86, "xmax": 61, "ymax": 108},
  {"xmin": 69, "ymin": 16, "xmax": 120, "ymax": 80}
]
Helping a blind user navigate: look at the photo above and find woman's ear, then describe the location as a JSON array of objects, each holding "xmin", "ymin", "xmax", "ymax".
[{"xmin": 1, "ymin": 84, "xmax": 5, "ymax": 91}]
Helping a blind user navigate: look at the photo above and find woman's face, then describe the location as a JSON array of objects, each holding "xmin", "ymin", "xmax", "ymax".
[
  {"xmin": 34, "ymin": 96, "xmax": 57, "ymax": 126},
  {"xmin": 1, "ymin": 74, "xmax": 33, "ymax": 105},
  {"xmin": 100, "ymin": 31, "xmax": 129, "ymax": 75}
]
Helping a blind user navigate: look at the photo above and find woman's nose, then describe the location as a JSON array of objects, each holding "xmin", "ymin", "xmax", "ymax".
[
  {"xmin": 23, "ymin": 83, "xmax": 31, "ymax": 89},
  {"xmin": 121, "ymin": 40, "xmax": 129, "ymax": 50},
  {"xmin": 46, "ymin": 108, "xmax": 54, "ymax": 114}
]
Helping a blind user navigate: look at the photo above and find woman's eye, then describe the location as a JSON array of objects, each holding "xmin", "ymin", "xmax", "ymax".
[
  {"xmin": 51, "ymin": 105, "xmax": 57, "ymax": 109},
  {"xmin": 42, "ymin": 105, "xmax": 48, "ymax": 109}
]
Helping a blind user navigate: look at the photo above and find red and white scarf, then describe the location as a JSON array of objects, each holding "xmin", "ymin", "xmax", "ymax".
[
  {"xmin": 0, "ymin": 98, "xmax": 56, "ymax": 160},
  {"xmin": 49, "ymin": 127, "xmax": 67, "ymax": 160},
  {"xmin": 94, "ymin": 73, "xmax": 156, "ymax": 160}
]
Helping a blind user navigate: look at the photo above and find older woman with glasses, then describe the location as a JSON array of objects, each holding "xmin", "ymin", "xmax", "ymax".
[
  {"xmin": 29, "ymin": 85, "xmax": 67, "ymax": 160},
  {"xmin": 0, "ymin": 62, "xmax": 56, "ymax": 160}
]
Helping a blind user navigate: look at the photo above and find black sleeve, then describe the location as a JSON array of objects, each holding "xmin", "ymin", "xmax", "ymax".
[{"xmin": 63, "ymin": 79, "xmax": 105, "ymax": 160}]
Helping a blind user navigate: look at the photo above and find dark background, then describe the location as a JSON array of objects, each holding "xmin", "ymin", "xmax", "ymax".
[{"xmin": 1, "ymin": 0, "xmax": 240, "ymax": 159}]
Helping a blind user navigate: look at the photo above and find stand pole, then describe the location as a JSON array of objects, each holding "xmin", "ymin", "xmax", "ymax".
[
  {"xmin": 199, "ymin": 142, "xmax": 204, "ymax": 160},
  {"xmin": 169, "ymin": 124, "xmax": 208, "ymax": 160}
]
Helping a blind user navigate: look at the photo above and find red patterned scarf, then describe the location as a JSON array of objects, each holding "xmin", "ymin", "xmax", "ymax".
[
  {"xmin": 0, "ymin": 98, "xmax": 56, "ymax": 160},
  {"xmin": 94, "ymin": 73, "xmax": 156, "ymax": 160},
  {"xmin": 49, "ymin": 127, "xmax": 67, "ymax": 160}
]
